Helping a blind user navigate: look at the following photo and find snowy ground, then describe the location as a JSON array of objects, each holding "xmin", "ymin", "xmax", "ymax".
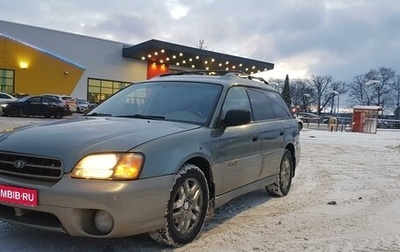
[{"xmin": 0, "ymin": 117, "xmax": 399, "ymax": 252}]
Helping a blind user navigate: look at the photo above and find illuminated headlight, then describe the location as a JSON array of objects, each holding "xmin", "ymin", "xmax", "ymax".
[
  {"xmin": 0, "ymin": 104, "xmax": 8, "ymax": 108},
  {"xmin": 71, "ymin": 153, "xmax": 144, "ymax": 180}
]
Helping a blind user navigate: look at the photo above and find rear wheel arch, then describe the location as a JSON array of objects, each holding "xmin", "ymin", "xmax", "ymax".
[
  {"xmin": 285, "ymin": 143, "xmax": 296, "ymax": 176},
  {"xmin": 266, "ymin": 149, "xmax": 293, "ymax": 197}
]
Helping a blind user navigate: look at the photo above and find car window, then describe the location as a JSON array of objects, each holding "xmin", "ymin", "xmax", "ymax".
[
  {"xmin": 247, "ymin": 88, "xmax": 292, "ymax": 120},
  {"xmin": 266, "ymin": 92, "xmax": 292, "ymax": 119},
  {"xmin": 27, "ymin": 97, "xmax": 41, "ymax": 104},
  {"xmin": 247, "ymin": 88, "xmax": 275, "ymax": 121},
  {"xmin": 43, "ymin": 97, "xmax": 60, "ymax": 104},
  {"xmin": 0, "ymin": 94, "xmax": 10, "ymax": 99},
  {"xmin": 221, "ymin": 86, "xmax": 252, "ymax": 118}
]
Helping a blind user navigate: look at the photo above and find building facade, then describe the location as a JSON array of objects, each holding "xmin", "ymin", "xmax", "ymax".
[{"xmin": 0, "ymin": 20, "xmax": 274, "ymax": 103}]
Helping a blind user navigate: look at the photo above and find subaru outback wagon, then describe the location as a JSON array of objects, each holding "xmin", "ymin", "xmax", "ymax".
[{"xmin": 0, "ymin": 71, "xmax": 300, "ymax": 247}]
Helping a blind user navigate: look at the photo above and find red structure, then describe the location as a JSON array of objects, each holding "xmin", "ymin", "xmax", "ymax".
[{"xmin": 351, "ymin": 106, "xmax": 383, "ymax": 134}]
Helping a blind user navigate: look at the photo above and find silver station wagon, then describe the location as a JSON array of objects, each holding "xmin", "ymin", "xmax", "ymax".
[{"xmin": 0, "ymin": 71, "xmax": 300, "ymax": 247}]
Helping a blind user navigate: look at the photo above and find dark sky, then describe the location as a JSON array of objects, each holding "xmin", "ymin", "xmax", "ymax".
[{"xmin": 1, "ymin": 0, "xmax": 400, "ymax": 82}]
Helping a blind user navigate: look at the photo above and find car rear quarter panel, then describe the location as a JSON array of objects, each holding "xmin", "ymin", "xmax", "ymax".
[{"xmin": 283, "ymin": 118, "xmax": 301, "ymax": 168}]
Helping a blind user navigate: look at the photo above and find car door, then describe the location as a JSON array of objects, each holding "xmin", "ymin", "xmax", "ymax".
[
  {"xmin": 247, "ymin": 88, "xmax": 287, "ymax": 178},
  {"xmin": 21, "ymin": 97, "xmax": 42, "ymax": 115},
  {"xmin": 42, "ymin": 97, "xmax": 60, "ymax": 115},
  {"xmin": 213, "ymin": 86, "xmax": 262, "ymax": 195}
]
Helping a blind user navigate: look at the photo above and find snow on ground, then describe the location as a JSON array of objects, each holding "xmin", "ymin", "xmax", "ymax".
[{"xmin": 0, "ymin": 117, "xmax": 400, "ymax": 251}]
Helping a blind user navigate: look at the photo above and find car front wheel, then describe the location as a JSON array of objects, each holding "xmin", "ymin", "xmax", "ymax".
[
  {"xmin": 149, "ymin": 164, "xmax": 209, "ymax": 247},
  {"xmin": 266, "ymin": 149, "xmax": 293, "ymax": 197},
  {"xmin": 9, "ymin": 107, "xmax": 21, "ymax": 117}
]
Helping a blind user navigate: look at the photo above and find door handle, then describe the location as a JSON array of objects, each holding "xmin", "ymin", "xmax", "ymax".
[
  {"xmin": 280, "ymin": 130, "xmax": 284, "ymax": 136},
  {"xmin": 252, "ymin": 134, "xmax": 259, "ymax": 142}
]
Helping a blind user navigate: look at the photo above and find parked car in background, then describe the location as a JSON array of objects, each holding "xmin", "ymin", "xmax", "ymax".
[
  {"xmin": 0, "ymin": 71, "xmax": 300, "ymax": 247},
  {"xmin": 0, "ymin": 92, "xmax": 18, "ymax": 104},
  {"xmin": 42, "ymin": 94, "xmax": 78, "ymax": 113},
  {"xmin": 10, "ymin": 93, "xmax": 30, "ymax": 99},
  {"xmin": 294, "ymin": 115, "xmax": 303, "ymax": 130},
  {"xmin": 76, "ymin": 98, "xmax": 96, "ymax": 113},
  {"xmin": 296, "ymin": 112, "xmax": 321, "ymax": 123},
  {"xmin": 0, "ymin": 95, "xmax": 70, "ymax": 118}
]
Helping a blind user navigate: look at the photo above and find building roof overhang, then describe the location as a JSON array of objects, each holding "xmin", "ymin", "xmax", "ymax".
[{"xmin": 123, "ymin": 39, "xmax": 274, "ymax": 75}]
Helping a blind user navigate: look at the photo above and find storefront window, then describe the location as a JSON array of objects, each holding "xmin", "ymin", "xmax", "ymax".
[
  {"xmin": 88, "ymin": 78, "xmax": 131, "ymax": 103},
  {"xmin": 0, "ymin": 69, "xmax": 15, "ymax": 93}
]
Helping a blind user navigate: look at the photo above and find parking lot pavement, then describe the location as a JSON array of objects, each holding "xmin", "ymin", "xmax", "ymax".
[{"xmin": 0, "ymin": 114, "xmax": 82, "ymax": 132}]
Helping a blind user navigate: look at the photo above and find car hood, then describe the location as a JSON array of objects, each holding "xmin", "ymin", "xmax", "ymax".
[{"xmin": 0, "ymin": 117, "xmax": 200, "ymax": 171}]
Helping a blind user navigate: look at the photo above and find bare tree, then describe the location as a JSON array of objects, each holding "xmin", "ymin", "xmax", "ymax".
[
  {"xmin": 198, "ymin": 39, "xmax": 208, "ymax": 50},
  {"xmin": 290, "ymin": 78, "xmax": 315, "ymax": 112},
  {"xmin": 364, "ymin": 66, "xmax": 395, "ymax": 107},
  {"xmin": 348, "ymin": 75, "xmax": 367, "ymax": 106},
  {"xmin": 309, "ymin": 75, "xmax": 337, "ymax": 115},
  {"xmin": 267, "ymin": 78, "xmax": 284, "ymax": 93}
]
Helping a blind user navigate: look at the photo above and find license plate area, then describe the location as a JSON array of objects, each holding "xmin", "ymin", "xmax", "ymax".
[{"xmin": 0, "ymin": 184, "xmax": 38, "ymax": 207}]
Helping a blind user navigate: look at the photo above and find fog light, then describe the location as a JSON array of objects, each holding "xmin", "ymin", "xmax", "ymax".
[{"xmin": 94, "ymin": 210, "xmax": 114, "ymax": 234}]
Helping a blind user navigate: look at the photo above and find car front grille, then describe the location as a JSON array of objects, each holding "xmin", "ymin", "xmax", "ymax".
[{"xmin": 0, "ymin": 152, "xmax": 63, "ymax": 181}]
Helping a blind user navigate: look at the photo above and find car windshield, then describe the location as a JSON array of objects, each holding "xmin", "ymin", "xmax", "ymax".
[{"xmin": 87, "ymin": 81, "xmax": 222, "ymax": 125}]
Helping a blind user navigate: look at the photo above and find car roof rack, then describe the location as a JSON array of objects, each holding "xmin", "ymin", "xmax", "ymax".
[
  {"xmin": 157, "ymin": 70, "xmax": 270, "ymax": 85},
  {"xmin": 157, "ymin": 70, "xmax": 269, "ymax": 82},
  {"xmin": 158, "ymin": 70, "xmax": 245, "ymax": 77}
]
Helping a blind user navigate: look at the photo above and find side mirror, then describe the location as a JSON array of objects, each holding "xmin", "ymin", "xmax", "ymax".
[{"xmin": 222, "ymin": 109, "xmax": 251, "ymax": 127}]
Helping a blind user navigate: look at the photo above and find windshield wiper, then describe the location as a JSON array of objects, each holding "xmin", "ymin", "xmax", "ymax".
[
  {"xmin": 86, "ymin": 112, "xmax": 113, "ymax": 117},
  {"xmin": 116, "ymin": 114, "xmax": 165, "ymax": 120}
]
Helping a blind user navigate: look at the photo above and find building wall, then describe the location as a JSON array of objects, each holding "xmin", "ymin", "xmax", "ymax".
[
  {"xmin": 0, "ymin": 35, "xmax": 84, "ymax": 95},
  {"xmin": 0, "ymin": 20, "xmax": 147, "ymax": 99}
]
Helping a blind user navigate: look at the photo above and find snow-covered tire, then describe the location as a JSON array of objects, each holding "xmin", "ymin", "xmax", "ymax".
[
  {"xmin": 149, "ymin": 164, "xmax": 209, "ymax": 247},
  {"xmin": 266, "ymin": 149, "xmax": 293, "ymax": 197}
]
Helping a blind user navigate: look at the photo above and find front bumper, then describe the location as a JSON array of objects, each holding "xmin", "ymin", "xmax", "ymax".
[{"xmin": 0, "ymin": 174, "xmax": 174, "ymax": 237}]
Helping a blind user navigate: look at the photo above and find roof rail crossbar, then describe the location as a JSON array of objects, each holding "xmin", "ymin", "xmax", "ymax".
[
  {"xmin": 236, "ymin": 74, "xmax": 269, "ymax": 85},
  {"xmin": 247, "ymin": 75, "xmax": 269, "ymax": 85}
]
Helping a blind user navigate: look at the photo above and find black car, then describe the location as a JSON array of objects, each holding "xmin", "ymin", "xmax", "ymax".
[{"xmin": 0, "ymin": 95, "xmax": 71, "ymax": 118}]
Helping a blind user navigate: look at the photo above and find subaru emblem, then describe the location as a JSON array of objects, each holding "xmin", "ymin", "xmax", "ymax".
[{"xmin": 14, "ymin": 160, "xmax": 27, "ymax": 169}]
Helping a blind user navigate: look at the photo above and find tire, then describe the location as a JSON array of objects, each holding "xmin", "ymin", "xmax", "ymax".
[
  {"xmin": 149, "ymin": 164, "xmax": 209, "ymax": 247},
  {"xmin": 266, "ymin": 149, "xmax": 293, "ymax": 197},
  {"xmin": 9, "ymin": 107, "xmax": 21, "ymax": 117},
  {"xmin": 54, "ymin": 111, "xmax": 63, "ymax": 119}
]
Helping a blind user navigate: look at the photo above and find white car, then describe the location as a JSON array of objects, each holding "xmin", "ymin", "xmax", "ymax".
[
  {"xmin": 76, "ymin": 98, "xmax": 95, "ymax": 113},
  {"xmin": 0, "ymin": 92, "xmax": 18, "ymax": 104}
]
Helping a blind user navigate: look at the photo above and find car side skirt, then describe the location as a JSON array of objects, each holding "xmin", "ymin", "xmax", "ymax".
[{"xmin": 213, "ymin": 175, "xmax": 277, "ymax": 209}]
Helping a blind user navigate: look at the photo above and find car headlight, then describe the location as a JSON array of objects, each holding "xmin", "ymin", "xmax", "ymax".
[
  {"xmin": 71, "ymin": 153, "xmax": 144, "ymax": 180},
  {"xmin": 1, "ymin": 104, "xmax": 8, "ymax": 108}
]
